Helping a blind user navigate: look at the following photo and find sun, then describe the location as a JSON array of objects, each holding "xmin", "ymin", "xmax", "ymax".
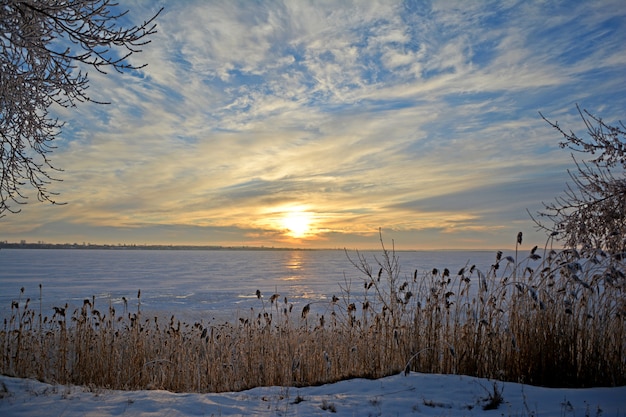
[{"xmin": 280, "ymin": 210, "xmax": 313, "ymax": 238}]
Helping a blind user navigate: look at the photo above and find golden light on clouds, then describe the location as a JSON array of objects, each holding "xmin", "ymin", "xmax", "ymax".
[{"xmin": 2, "ymin": 1, "xmax": 621, "ymax": 250}]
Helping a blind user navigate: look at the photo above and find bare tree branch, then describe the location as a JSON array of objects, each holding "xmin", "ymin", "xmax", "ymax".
[
  {"xmin": 1, "ymin": 0, "xmax": 162, "ymax": 215},
  {"xmin": 535, "ymin": 106, "xmax": 626, "ymax": 256}
]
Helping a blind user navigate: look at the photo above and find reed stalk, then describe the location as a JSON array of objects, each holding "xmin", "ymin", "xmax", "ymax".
[{"xmin": 1, "ymin": 234, "xmax": 624, "ymax": 392}]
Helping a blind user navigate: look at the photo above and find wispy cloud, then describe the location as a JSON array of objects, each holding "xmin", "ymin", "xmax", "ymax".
[{"xmin": 3, "ymin": 0, "xmax": 625, "ymax": 249}]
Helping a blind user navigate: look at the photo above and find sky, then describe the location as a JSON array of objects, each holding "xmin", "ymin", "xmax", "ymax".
[{"xmin": 2, "ymin": 0, "xmax": 625, "ymax": 250}]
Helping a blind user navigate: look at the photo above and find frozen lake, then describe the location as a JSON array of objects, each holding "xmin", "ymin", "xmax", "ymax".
[{"xmin": 0, "ymin": 248, "xmax": 502, "ymax": 322}]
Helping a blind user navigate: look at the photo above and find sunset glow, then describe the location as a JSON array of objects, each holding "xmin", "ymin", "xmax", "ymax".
[
  {"xmin": 1, "ymin": 1, "xmax": 624, "ymax": 250},
  {"xmin": 280, "ymin": 210, "xmax": 314, "ymax": 239}
]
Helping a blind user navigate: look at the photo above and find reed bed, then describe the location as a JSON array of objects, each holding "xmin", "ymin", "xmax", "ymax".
[{"xmin": 1, "ymin": 234, "xmax": 625, "ymax": 392}]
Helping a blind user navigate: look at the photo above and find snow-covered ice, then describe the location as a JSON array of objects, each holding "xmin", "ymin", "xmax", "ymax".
[{"xmin": 1, "ymin": 372, "xmax": 625, "ymax": 416}]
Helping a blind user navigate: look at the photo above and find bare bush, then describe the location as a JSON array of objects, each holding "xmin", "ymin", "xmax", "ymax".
[{"xmin": 536, "ymin": 106, "xmax": 626, "ymax": 257}]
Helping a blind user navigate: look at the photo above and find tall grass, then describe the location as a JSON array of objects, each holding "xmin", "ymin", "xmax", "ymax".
[{"xmin": 1, "ymin": 233, "xmax": 624, "ymax": 392}]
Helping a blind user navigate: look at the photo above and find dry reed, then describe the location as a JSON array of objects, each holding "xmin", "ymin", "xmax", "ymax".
[{"xmin": 1, "ymin": 233, "xmax": 624, "ymax": 392}]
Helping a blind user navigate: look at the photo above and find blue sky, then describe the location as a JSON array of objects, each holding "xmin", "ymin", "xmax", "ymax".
[{"xmin": 2, "ymin": 0, "xmax": 625, "ymax": 249}]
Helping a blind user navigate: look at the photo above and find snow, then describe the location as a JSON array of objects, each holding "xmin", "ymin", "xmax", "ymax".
[{"xmin": 2, "ymin": 372, "xmax": 625, "ymax": 416}]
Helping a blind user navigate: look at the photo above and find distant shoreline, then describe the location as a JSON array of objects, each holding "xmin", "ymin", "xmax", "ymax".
[
  {"xmin": 0, "ymin": 242, "xmax": 319, "ymax": 251},
  {"xmin": 0, "ymin": 242, "xmax": 501, "ymax": 252}
]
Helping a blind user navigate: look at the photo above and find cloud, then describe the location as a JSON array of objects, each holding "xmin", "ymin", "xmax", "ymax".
[{"xmin": 3, "ymin": 0, "xmax": 625, "ymax": 249}]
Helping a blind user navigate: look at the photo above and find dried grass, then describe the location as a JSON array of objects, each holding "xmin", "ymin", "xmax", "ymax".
[{"xmin": 1, "ymin": 234, "xmax": 624, "ymax": 392}]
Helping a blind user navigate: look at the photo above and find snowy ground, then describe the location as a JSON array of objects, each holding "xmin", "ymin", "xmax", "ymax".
[{"xmin": 1, "ymin": 372, "xmax": 625, "ymax": 417}]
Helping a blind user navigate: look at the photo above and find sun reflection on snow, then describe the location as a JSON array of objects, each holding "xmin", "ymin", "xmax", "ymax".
[{"xmin": 286, "ymin": 250, "xmax": 303, "ymax": 270}]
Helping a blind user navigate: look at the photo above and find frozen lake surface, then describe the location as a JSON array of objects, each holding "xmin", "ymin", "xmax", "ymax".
[{"xmin": 1, "ymin": 248, "xmax": 503, "ymax": 322}]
